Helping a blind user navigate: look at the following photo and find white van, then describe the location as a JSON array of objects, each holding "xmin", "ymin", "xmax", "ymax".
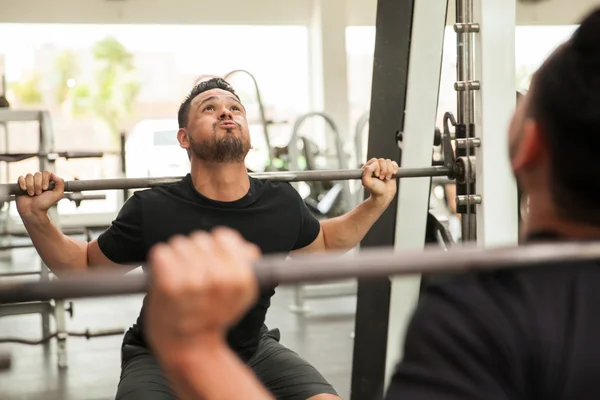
[
  {"xmin": 125, "ymin": 118, "xmax": 270, "ymax": 178},
  {"xmin": 125, "ymin": 119, "xmax": 190, "ymax": 178}
]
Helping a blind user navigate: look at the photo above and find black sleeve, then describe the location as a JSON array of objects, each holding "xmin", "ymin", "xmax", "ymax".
[
  {"xmin": 292, "ymin": 186, "xmax": 321, "ymax": 250},
  {"xmin": 385, "ymin": 274, "xmax": 525, "ymax": 400},
  {"xmin": 97, "ymin": 192, "xmax": 146, "ymax": 264}
]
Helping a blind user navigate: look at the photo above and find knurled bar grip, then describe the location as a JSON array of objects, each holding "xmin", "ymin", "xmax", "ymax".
[{"xmin": 2, "ymin": 167, "xmax": 452, "ymax": 197}]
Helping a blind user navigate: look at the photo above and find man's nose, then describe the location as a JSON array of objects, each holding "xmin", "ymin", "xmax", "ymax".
[{"xmin": 218, "ymin": 107, "xmax": 233, "ymax": 119}]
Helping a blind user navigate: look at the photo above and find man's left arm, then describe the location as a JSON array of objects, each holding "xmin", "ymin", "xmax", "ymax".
[{"xmin": 291, "ymin": 158, "xmax": 398, "ymax": 255}]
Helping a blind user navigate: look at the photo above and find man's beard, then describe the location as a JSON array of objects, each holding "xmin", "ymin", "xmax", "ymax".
[{"xmin": 188, "ymin": 126, "xmax": 251, "ymax": 163}]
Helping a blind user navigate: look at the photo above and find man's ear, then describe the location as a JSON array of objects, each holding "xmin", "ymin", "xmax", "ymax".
[
  {"xmin": 177, "ymin": 128, "xmax": 189, "ymax": 150},
  {"xmin": 511, "ymin": 119, "xmax": 546, "ymax": 172}
]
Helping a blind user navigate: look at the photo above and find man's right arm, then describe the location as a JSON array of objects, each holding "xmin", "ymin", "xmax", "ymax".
[
  {"xmin": 21, "ymin": 212, "xmax": 119, "ymax": 275},
  {"xmin": 17, "ymin": 172, "xmax": 145, "ymax": 276}
]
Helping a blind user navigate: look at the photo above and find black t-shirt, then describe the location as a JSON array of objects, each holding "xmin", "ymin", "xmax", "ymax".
[
  {"xmin": 386, "ymin": 232, "xmax": 600, "ymax": 400},
  {"xmin": 97, "ymin": 174, "xmax": 321, "ymax": 360}
]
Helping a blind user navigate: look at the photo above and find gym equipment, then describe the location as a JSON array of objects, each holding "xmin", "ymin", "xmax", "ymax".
[
  {"xmin": 287, "ymin": 112, "xmax": 352, "ymax": 213},
  {"xmin": 0, "ymin": 240, "xmax": 599, "ymax": 304},
  {"xmin": 0, "ymin": 225, "xmax": 105, "ymax": 253},
  {"xmin": 453, "ymin": 0, "xmax": 480, "ymax": 242},
  {"xmin": 0, "ymin": 108, "xmax": 119, "ymax": 369},
  {"xmin": 0, "ymin": 191, "xmax": 106, "ymax": 208},
  {"xmin": 1, "ymin": 165, "xmax": 457, "ymax": 200},
  {"xmin": 0, "ymin": 109, "xmax": 66, "ymax": 368},
  {"xmin": 0, "ymin": 151, "xmax": 111, "ymax": 163},
  {"xmin": 0, "ymin": 327, "xmax": 125, "ymax": 345}
]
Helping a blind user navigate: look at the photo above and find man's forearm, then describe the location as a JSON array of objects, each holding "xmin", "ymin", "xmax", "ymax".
[
  {"xmin": 22, "ymin": 212, "xmax": 89, "ymax": 275},
  {"xmin": 321, "ymin": 196, "xmax": 390, "ymax": 251},
  {"xmin": 161, "ymin": 339, "xmax": 274, "ymax": 400}
]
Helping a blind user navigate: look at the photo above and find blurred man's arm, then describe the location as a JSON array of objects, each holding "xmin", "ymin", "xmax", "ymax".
[
  {"xmin": 145, "ymin": 229, "xmax": 274, "ymax": 400},
  {"xmin": 161, "ymin": 335, "xmax": 274, "ymax": 400}
]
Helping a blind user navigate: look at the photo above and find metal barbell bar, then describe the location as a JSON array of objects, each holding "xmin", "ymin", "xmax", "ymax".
[
  {"xmin": 0, "ymin": 166, "xmax": 455, "ymax": 199},
  {"xmin": 0, "ymin": 328, "xmax": 126, "ymax": 345},
  {"xmin": 1, "ymin": 241, "xmax": 599, "ymax": 304},
  {"xmin": 0, "ymin": 192, "xmax": 106, "ymax": 206}
]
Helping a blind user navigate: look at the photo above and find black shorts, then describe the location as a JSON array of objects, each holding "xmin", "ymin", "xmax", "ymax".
[{"xmin": 115, "ymin": 327, "xmax": 338, "ymax": 400}]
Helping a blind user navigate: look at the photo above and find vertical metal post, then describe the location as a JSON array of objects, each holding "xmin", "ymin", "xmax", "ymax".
[
  {"xmin": 289, "ymin": 284, "xmax": 308, "ymax": 314},
  {"xmin": 454, "ymin": 0, "xmax": 479, "ymax": 242},
  {"xmin": 38, "ymin": 257, "xmax": 51, "ymax": 341},
  {"xmin": 350, "ymin": 0, "xmax": 413, "ymax": 398},
  {"xmin": 0, "ymin": 55, "xmax": 11, "ymax": 259},
  {"xmin": 39, "ymin": 110, "xmax": 68, "ymax": 368},
  {"xmin": 385, "ymin": 0, "xmax": 448, "ymax": 389}
]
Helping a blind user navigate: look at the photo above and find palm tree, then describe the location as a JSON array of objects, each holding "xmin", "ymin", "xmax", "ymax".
[
  {"xmin": 8, "ymin": 73, "xmax": 44, "ymax": 105},
  {"xmin": 53, "ymin": 50, "xmax": 80, "ymax": 105},
  {"xmin": 69, "ymin": 37, "xmax": 141, "ymax": 146}
]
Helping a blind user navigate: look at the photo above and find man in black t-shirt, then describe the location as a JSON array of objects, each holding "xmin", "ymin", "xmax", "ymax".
[
  {"xmin": 15, "ymin": 77, "xmax": 399, "ymax": 400},
  {"xmin": 139, "ymin": 8, "xmax": 600, "ymax": 400}
]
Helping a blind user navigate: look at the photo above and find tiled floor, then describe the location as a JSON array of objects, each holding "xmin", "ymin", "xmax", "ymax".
[{"xmin": 0, "ymin": 245, "xmax": 357, "ymax": 400}]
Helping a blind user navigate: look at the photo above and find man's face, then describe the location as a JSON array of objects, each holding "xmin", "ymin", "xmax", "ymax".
[{"xmin": 179, "ymin": 88, "xmax": 251, "ymax": 163}]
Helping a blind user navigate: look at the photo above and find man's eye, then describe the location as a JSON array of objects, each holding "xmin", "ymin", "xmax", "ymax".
[
  {"xmin": 232, "ymin": 105, "xmax": 241, "ymax": 111},
  {"xmin": 203, "ymin": 105, "xmax": 215, "ymax": 111}
]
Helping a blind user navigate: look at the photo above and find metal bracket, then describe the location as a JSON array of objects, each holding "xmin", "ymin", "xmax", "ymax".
[{"xmin": 442, "ymin": 112, "xmax": 460, "ymax": 180}]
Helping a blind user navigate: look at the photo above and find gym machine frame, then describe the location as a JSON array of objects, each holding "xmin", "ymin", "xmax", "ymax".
[
  {"xmin": 0, "ymin": 109, "xmax": 71, "ymax": 368},
  {"xmin": 287, "ymin": 111, "xmax": 355, "ymax": 315},
  {"xmin": 0, "ymin": 110, "xmax": 131, "ymax": 368},
  {"xmin": 351, "ymin": 0, "xmax": 518, "ymax": 398}
]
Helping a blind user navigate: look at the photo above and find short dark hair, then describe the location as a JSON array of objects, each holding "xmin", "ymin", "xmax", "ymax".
[
  {"xmin": 527, "ymin": 8, "xmax": 600, "ymax": 224},
  {"xmin": 177, "ymin": 78, "xmax": 240, "ymax": 128}
]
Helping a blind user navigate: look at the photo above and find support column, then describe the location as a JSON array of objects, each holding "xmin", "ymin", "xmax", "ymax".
[
  {"xmin": 474, "ymin": 0, "xmax": 518, "ymax": 247},
  {"xmin": 308, "ymin": 0, "xmax": 351, "ymax": 146},
  {"xmin": 385, "ymin": 0, "xmax": 448, "ymax": 389},
  {"xmin": 350, "ymin": 0, "xmax": 414, "ymax": 399},
  {"xmin": 308, "ymin": 0, "xmax": 353, "ymax": 211}
]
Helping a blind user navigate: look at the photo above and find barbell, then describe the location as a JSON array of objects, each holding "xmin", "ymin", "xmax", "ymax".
[
  {"xmin": 1, "ymin": 240, "xmax": 599, "ymax": 304},
  {"xmin": 0, "ymin": 151, "xmax": 112, "ymax": 163},
  {"xmin": 0, "ymin": 166, "xmax": 456, "ymax": 200}
]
